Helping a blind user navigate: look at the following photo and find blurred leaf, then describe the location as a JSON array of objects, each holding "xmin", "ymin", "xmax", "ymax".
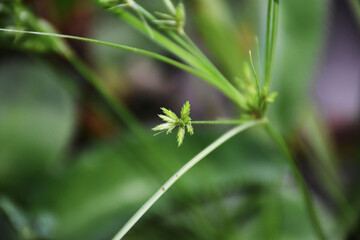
[
  {"xmin": 0, "ymin": 3, "xmax": 71, "ymax": 56},
  {"xmin": 269, "ymin": 0, "xmax": 328, "ymax": 134},
  {"xmin": 32, "ymin": 127, "xmax": 289, "ymax": 240},
  {"xmin": 0, "ymin": 1, "xmax": 347, "ymax": 240},
  {"xmin": 190, "ymin": 0, "xmax": 247, "ymax": 80},
  {"xmin": 0, "ymin": 196, "xmax": 40, "ymax": 239},
  {"xmin": 0, "ymin": 58, "xmax": 76, "ymax": 190},
  {"xmin": 35, "ymin": 141, "xmax": 157, "ymax": 240}
]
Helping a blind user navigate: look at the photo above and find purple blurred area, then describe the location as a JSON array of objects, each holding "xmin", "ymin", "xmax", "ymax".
[{"xmin": 316, "ymin": 0, "xmax": 360, "ymax": 129}]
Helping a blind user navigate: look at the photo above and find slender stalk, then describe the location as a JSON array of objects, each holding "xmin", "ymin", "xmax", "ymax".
[
  {"xmin": 0, "ymin": 28, "xmax": 209, "ymax": 82},
  {"xmin": 100, "ymin": 4, "xmax": 246, "ymax": 107},
  {"xmin": 108, "ymin": 7, "xmax": 223, "ymax": 79},
  {"xmin": 192, "ymin": 120, "xmax": 245, "ymax": 125},
  {"xmin": 180, "ymin": 33, "xmax": 236, "ymax": 89},
  {"xmin": 265, "ymin": 122, "xmax": 327, "ymax": 240},
  {"xmin": 179, "ymin": 33, "xmax": 248, "ymax": 109},
  {"xmin": 117, "ymin": 2, "xmax": 223, "ymax": 81},
  {"xmin": 249, "ymin": 50, "xmax": 261, "ymax": 96},
  {"xmin": 264, "ymin": 0, "xmax": 273, "ymax": 89},
  {"xmin": 179, "ymin": 34, "xmax": 213, "ymax": 68},
  {"xmin": 111, "ymin": 6, "xmax": 216, "ymax": 74},
  {"xmin": 0, "ymin": 27, "xmax": 246, "ymax": 107},
  {"xmin": 269, "ymin": 0, "xmax": 279, "ymax": 86},
  {"xmin": 255, "ymin": 37, "xmax": 262, "ymax": 81},
  {"xmin": 112, "ymin": 118, "xmax": 267, "ymax": 240},
  {"xmin": 264, "ymin": 0, "xmax": 279, "ymax": 92}
]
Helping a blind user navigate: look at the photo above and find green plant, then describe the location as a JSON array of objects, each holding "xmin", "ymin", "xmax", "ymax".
[
  {"xmin": 349, "ymin": 0, "xmax": 360, "ymax": 25},
  {"xmin": 0, "ymin": 0, "xmax": 333, "ymax": 239},
  {"xmin": 93, "ymin": 1, "xmax": 326, "ymax": 239}
]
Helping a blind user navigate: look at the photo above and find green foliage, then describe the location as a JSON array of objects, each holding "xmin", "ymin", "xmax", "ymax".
[
  {"xmin": 268, "ymin": 0, "xmax": 328, "ymax": 133},
  {"xmin": 0, "ymin": 58, "xmax": 75, "ymax": 190},
  {"xmin": 95, "ymin": 0, "xmax": 275, "ymax": 113},
  {"xmin": 0, "ymin": 1, "xmax": 71, "ymax": 56},
  {"xmin": 0, "ymin": 1, "xmax": 353, "ymax": 240},
  {"xmin": 0, "ymin": 197, "xmax": 40, "ymax": 239},
  {"xmin": 154, "ymin": 0, "xmax": 186, "ymax": 34}
]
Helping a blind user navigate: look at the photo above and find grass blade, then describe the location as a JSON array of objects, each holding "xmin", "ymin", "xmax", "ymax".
[{"xmin": 0, "ymin": 28, "xmax": 210, "ymax": 82}]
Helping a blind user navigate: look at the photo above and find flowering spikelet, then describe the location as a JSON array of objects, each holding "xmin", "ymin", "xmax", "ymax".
[{"xmin": 152, "ymin": 101, "xmax": 193, "ymax": 146}]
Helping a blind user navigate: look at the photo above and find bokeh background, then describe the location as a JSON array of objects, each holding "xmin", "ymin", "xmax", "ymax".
[{"xmin": 0, "ymin": 0, "xmax": 359, "ymax": 239}]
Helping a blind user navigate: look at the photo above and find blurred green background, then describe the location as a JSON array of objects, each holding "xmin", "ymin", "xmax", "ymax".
[{"xmin": 0, "ymin": 0, "xmax": 359, "ymax": 239}]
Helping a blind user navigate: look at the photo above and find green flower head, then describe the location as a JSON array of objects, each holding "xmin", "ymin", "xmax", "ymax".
[{"xmin": 152, "ymin": 101, "xmax": 194, "ymax": 146}]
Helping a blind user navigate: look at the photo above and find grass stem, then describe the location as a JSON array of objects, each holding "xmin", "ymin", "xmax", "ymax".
[
  {"xmin": 264, "ymin": 0, "xmax": 280, "ymax": 93},
  {"xmin": 112, "ymin": 118, "xmax": 267, "ymax": 240},
  {"xmin": 269, "ymin": 0, "xmax": 279, "ymax": 86},
  {"xmin": 192, "ymin": 120, "xmax": 246, "ymax": 125},
  {"xmin": 0, "ymin": 27, "xmax": 246, "ymax": 108},
  {"xmin": 264, "ymin": 0, "xmax": 273, "ymax": 89},
  {"xmin": 0, "ymin": 28, "xmax": 210, "ymax": 82},
  {"xmin": 100, "ymin": 5, "xmax": 247, "ymax": 107}
]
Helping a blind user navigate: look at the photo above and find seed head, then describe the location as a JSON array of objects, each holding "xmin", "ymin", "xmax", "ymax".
[{"xmin": 152, "ymin": 101, "xmax": 194, "ymax": 146}]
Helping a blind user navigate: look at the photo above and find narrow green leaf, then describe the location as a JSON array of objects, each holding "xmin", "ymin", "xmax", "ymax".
[{"xmin": 0, "ymin": 28, "xmax": 214, "ymax": 84}]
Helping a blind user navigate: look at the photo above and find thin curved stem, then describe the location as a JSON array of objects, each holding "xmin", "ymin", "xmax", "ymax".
[
  {"xmin": 112, "ymin": 118, "xmax": 267, "ymax": 240},
  {"xmin": 98, "ymin": 3, "xmax": 246, "ymax": 107},
  {"xmin": 265, "ymin": 122, "xmax": 327, "ymax": 240},
  {"xmin": 0, "ymin": 28, "xmax": 245, "ymax": 107},
  {"xmin": 192, "ymin": 120, "xmax": 245, "ymax": 125},
  {"xmin": 0, "ymin": 28, "xmax": 209, "ymax": 82}
]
